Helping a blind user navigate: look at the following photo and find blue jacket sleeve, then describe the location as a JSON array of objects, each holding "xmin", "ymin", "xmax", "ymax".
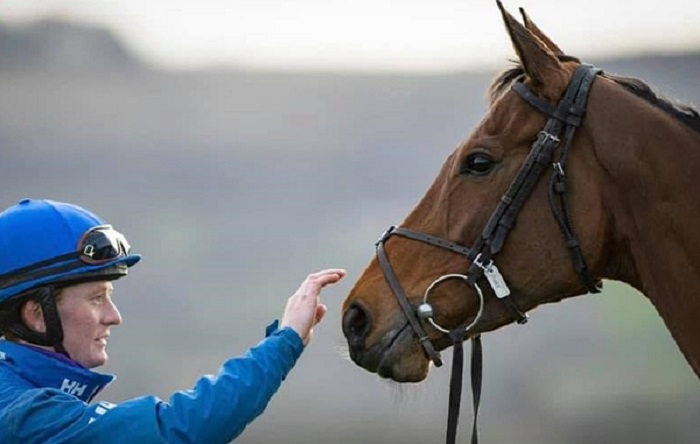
[{"xmin": 3, "ymin": 326, "xmax": 304, "ymax": 444}]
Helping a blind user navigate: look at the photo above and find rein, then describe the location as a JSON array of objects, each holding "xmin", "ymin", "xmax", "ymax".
[{"xmin": 375, "ymin": 64, "xmax": 602, "ymax": 444}]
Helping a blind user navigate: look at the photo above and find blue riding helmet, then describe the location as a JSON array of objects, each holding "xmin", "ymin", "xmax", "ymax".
[{"xmin": 0, "ymin": 198, "xmax": 141, "ymax": 304}]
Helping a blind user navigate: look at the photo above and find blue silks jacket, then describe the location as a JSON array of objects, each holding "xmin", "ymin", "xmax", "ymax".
[{"xmin": 0, "ymin": 322, "xmax": 303, "ymax": 444}]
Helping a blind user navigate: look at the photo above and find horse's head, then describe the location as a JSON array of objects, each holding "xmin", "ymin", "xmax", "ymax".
[{"xmin": 342, "ymin": 3, "xmax": 611, "ymax": 382}]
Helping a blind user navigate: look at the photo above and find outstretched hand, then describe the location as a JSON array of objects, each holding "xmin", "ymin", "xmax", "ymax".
[{"xmin": 280, "ymin": 268, "xmax": 346, "ymax": 346}]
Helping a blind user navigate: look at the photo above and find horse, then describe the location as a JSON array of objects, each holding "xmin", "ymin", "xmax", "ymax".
[{"xmin": 341, "ymin": 1, "xmax": 700, "ymax": 441}]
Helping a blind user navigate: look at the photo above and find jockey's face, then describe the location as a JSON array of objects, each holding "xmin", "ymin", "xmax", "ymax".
[{"xmin": 57, "ymin": 281, "xmax": 122, "ymax": 368}]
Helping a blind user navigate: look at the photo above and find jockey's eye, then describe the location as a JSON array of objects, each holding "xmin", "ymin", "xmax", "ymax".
[{"xmin": 460, "ymin": 152, "xmax": 496, "ymax": 176}]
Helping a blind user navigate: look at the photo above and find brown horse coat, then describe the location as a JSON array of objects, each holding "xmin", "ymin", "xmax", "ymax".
[{"xmin": 342, "ymin": 3, "xmax": 700, "ymax": 384}]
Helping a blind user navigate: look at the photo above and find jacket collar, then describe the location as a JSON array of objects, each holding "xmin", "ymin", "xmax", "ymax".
[{"xmin": 0, "ymin": 340, "xmax": 114, "ymax": 403}]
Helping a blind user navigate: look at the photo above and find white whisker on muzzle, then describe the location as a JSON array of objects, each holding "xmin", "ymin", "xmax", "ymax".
[{"xmin": 333, "ymin": 343, "xmax": 351, "ymax": 361}]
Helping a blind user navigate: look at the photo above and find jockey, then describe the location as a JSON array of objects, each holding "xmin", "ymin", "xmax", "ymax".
[{"xmin": 0, "ymin": 198, "xmax": 345, "ymax": 443}]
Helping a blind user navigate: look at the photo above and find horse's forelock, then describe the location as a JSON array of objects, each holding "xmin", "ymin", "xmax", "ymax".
[
  {"xmin": 488, "ymin": 55, "xmax": 581, "ymax": 105},
  {"xmin": 489, "ymin": 61, "xmax": 525, "ymax": 104}
]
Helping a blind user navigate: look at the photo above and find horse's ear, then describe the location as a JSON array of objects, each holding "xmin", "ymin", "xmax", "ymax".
[
  {"xmin": 497, "ymin": 1, "xmax": 563, "ymax": 89},
  {"xmin": 519, "ymin": 7, "xmax": 564, "ymax": 56}
]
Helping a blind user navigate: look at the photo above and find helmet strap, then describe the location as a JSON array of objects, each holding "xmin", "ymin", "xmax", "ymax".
[{"xmin": 2, "ymin": 286, "xmax": 68, "ymax": 357}]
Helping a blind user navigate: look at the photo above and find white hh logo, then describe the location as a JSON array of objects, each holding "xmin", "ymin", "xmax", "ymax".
[
  {"xmin": 60, "ymin": 378, "xmax": 87, "ymax": 397},
  {"xmin": 88, "ymin": 401, "xmax": 116, "ymax": 424}
]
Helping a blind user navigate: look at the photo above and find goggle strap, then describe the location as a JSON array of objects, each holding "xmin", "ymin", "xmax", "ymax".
[
  {"xmin": 0, "ymin": 252, "xmax": 80, "ymax": 285},
  {"xmin": 0, "ymin": 256, "xmax": 85, "ymax": 290}
]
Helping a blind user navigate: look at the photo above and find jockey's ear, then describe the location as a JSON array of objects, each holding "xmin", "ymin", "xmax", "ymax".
[{"xmin": 21, "ymin": 299, "xmax": 47, "ymax": 334}]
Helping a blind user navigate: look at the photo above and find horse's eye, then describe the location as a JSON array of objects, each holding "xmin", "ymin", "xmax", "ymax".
[{"xmin": 460, "ymin": 152, "xmax": 496, "ymax": 176}]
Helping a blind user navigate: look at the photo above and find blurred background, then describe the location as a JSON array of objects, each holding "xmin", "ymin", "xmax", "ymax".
[{"xmin": 0, "ymin": 1, "xmax": 698, "ymax": 443}]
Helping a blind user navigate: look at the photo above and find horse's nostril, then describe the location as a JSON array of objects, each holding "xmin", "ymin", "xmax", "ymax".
[{"xmin": 342, "ymin": 303, "xmax": 371, "ymax": 345}]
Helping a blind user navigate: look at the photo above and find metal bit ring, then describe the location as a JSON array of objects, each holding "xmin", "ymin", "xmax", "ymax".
[{"xmin": 417, "ymin": 273, "xmax": 484, "ymax": 334}]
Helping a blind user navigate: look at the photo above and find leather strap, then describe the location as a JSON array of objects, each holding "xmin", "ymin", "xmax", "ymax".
[
  {"xmin": 376, "ymin": 239, "xmax": 443, "ymax": 366},
  {"xmin": 469, "ymin": 336, "xmax": 483, "ymax": 444},
  {"xmin": 446, "ymin": 335, "xmax": 482, "ymax": 444},
  {"xmin": 446, "ymin": 331, "xmax": 465, "ymax": 444},
  {"xmin": 393, "ymin": 227, "xmax": 473, "ymax": 257}
]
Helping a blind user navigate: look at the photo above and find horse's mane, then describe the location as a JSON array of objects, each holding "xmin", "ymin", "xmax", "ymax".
[{"xmin": 489, "ymin": 57, "xmax": 700, "ymax": 135}]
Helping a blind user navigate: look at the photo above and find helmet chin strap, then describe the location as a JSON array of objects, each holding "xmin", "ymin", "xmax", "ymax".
[{"xmin": 4, "ymin": 286, "xmax": 69, "ymax": 357}]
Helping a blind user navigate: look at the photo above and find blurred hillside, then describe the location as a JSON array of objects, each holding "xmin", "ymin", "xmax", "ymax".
[{"xmin": 1, "ymin": 19, "xmax": 698, "ymax": 444}]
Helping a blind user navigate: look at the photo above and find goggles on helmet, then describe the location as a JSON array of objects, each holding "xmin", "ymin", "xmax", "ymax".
[
  {"xmin": 0, "ymin": 224, "xmax": 131, "ymax": 290},
  {"xmin": 76, "ymin": 225, "xmax": 131, "ymax": 264}
]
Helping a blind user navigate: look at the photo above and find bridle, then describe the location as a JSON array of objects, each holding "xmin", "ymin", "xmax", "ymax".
[{"xmin": 375, "ymin": 64, "xmax": 603, "ymax": 444}]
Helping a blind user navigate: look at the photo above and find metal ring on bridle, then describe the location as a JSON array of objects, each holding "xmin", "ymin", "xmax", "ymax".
[{"xmin": 417, "ymin": 273, "xmax": 485, "ymax": 334}]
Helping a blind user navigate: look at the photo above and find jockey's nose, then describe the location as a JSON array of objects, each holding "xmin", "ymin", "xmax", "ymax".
[{"xmin": 342, "ymin": 303, "xmax": 371, "ymax": 347}]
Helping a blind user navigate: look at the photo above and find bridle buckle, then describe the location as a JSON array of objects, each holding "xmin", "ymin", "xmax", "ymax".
[{"xmin": 375, "ymin": 225, "xmax": 396, "ymax": 246}]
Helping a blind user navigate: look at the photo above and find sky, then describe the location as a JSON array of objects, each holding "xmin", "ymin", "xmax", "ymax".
[{"xmin": 0, "ymin": 0, "xmax": 699, "ymax": 72}]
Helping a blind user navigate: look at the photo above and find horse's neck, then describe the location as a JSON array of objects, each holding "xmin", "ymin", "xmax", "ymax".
[{"xmin": 591, "ymin": 83, "xmax": 700, "ymax": 378}]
